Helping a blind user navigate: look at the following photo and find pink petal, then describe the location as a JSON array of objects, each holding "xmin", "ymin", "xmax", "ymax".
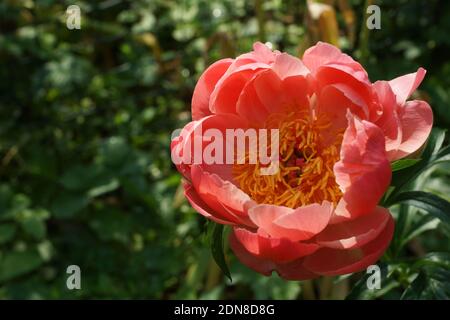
[
  {"xmin": 251, "ymin": 70, "xmax": 283, "ymax": 114},
  {"xmin": 248, "ymin": 204, "xmax": 292, "ymax": 231},
  {"xmin": 276, "ymin": 259, "xmax": 319, "ymax": 281},
  {"xmin": 389, "ymin": 68, "xmax": 426, "ymax": 105},
  {"xmin": 281, "ymin": 75, "xmax": 312, "ymax": 110},
  {"xmin": 229, "ymin": 230, "xmax": 275, "ymax": 276},
  {"xmin": 317, "ymin": 83, "xmax": 369, "ymax": 142},
  {"xmin": 250, "ymin": 42, "xmax": 278, "ymax": 64},
  {"xmin": 272, "ymin": 202, "xmax": 333, "ymax": 241},
  {"xmin": 391, "ymin": 100, "xmax": 433, "ymax": 160},
  {"xmin": 183, "ymin": 113, "xmax": 248, "ymax": 183},
  {"xmin": 236, "ymin": 75, "xmax": 272, "ymax": 125},
  {"xmin": 372, "ymin": 81, "xmax": 403, "ymax": 159},
  {"xmin": 315, "ymin": 66, "xmax": 372, "ymax": 105},
  {"xmin": 191, "ymin": 165, "xmax": 255, "ymax": 227},
  {"xmin": 248, "ymin": 202, "xmax": 333, "ymax": 241},
  {"xmin": 233, "ymin": 227, "xmax": 319, "ymax": 263},
  {"xmin": 236, "ymin": 70, "xmax": 312, "ymax": 125},
  {"xmin": 272, "ymin": 53, "xmax": 309, "ymax": 79},
  {"xmin": 302, "ymin": 42, "xmax": 369, "ymax": 83},
  {"xmin": 171, "ymin": 120, "xmax": 198, "ymax": 180},
  {"xmin": 315, "ymin": 206, "xmax": 392, "ymax": 249},
  {"xmin": 191, "ymin": 59, "xmax": 233, "ymax": 120},
  {"xmin": 184, "ymin": 182, "xmax": 232, "ymax": 225},
  {"xmin": 304, "ymin": 217, "xmax": 394, "ymax": 276},
  {"xmin": 333, "ymin": 113, "xmax": 391, "ymax": 222},
  {"xmin": 209, "ymin": 62, "xmax": 269, "ymax": 114}
]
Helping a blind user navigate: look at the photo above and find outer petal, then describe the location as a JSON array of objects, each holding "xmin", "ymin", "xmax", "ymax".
[
  {"xmin": 182, "ymin": 113, "xmax": 248, "ymax": 183},
  {"xmin": 302, "ymin": 42, "xmax": 369, "ymax": 83},
  {"xmin": 389, "ymin": 68, "xmax": 426, "ymax": 105},
  {"xmin": 333, "ymin": 113, "xmax": 391, "ymax": 223},
  {"xmin": 171, "ymin": 120, "xmax": 198, "ymax": 180},
  {"xmin": 248, "ymin": 202, "xmax": 333, "ymax": 242},
  {"xmin": 314, "ymin": 67, "xmax": 372, "ymax": 115},
  {"xmin": 372, "ymin": 81, "xmax": 403, "ymax": 160},
  {"xmin": 176, "ymin": 113, "xmax": 257, "ymax": 226},
  {"xmin": 229, "ymin": 230, "xmax": 275, "ymax": 276},
  {"xmin": 271, "ymin": 53, "xmax": 309, "ymax": 79},
  {"xmin": 275, "ymin": 259, "xmax": 319, "ymax": 281},
  {"xmin": 191, "ymin": 58, "xmax": 233, "ymax": 120},
  {"xmin": 247, "ymin": 204, "xmax": 291, "ymax": 232},
  {"xmin": 229, "ymin": 229, "xmax": 319, "ymax": 280},
  {"xmin": 236, "ymin": 42, "xmax": 279, "ymax": 65},
  {"xmin": 315, "ymin": 206, "xmax": 391, "ymax": 249},
  {"xmin": 303, "ymin": 216, "xmax": 394, "ymax": 276},
  {"xmin": 191, "ymin": 166, "xmax": 255, "ymax": 227},
  {"xmin": 233, "ymin": 228, "xmax": 319, "ymax": 263},
  {"xmin": 390, "ymin": 100, "xmax": 433, "ymax": 160},
  {"xmin": 184, "ymin": 182, "xmax": 232, "ymax": 225},
  {"xmin": 209, "ymin": 63, "xmax": 268, "ymax": 114}
]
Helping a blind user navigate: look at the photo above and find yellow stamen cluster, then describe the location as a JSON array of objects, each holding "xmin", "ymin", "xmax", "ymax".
[{"xmin": 232, "ymin": 110, "xmax": 343, "ymax": 208}]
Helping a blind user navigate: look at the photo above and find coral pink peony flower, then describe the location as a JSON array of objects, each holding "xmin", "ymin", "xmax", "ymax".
[{"xmin": 171, "ymin": 42, "xmax": 433, "ymax": 280}]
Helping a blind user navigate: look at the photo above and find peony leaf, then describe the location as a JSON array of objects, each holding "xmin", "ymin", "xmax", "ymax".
[
  {"xmin": 345, "ymin": 263, "xmax": 398, "ymax": 300},
  {"xmin": 393, "ymin": 191, "xmax": 450, "ymax": 226},
  {"xmin": 400, "ymin": 271, "xmax": 428, "ymax": 300},
  {"xmin": 402, "ymin": 253, "xmax": 450, "ymax": 300},
  {"xmin": 209, "ymin": 223, "xmax": 232, "ymax": 282},
  {"xmin": 387, "ymin": 129, "xmax": 449, "ymax": 205},
  {"xmin": 391, "ymin": 159, "xmax": 421, "ymax": 172}
]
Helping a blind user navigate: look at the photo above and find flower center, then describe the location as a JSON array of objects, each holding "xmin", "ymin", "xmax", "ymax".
[{"xmin": 232, "ymin": 110, "xmax": 343, "ymax": 208}]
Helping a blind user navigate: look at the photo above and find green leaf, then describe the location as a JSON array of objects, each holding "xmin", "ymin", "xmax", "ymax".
[
  {"xmin": 402, "ymin": 253, "xmax": 450, "ymax": 300},
  {"xmin": 51, "ymin": 192, "xmax": 89, "ymax": 218},
  {"xmin": 16, "ymin": 209, "xmax": 49, "ymax": 240},
  {"xmin": 387, "ymin": 129, "xmax": 448, "ymax": 204},
  {"xmin": 401, "ymin": 271, "xmax": 428, "ymax": 300},
  {"xmin": 391, "ymin": 204, "xmax": 411, "ymax": 255},
  {"xmin": 401, "ymin": 215, "xmax": 439, "ymax": 246},
  {"xmin": 21, "ymin": 217, "xmax": 47, "ymax": 240},
  {"xmin": 97, "ymin": 137, "xmax": 131, "ymax": 169},
  {"xmin": 0, "ymin": 223, "xmax": 17, "ymax": 244},
  {"xmin": 393, "ymin": 191, "xmax": 450, "ymax": 226},
  {"xmin": 209, "ymin": 223, "xmax": 232, "ymax": 282},
  {"xmin": 345, "ymin": 263, "xmax": 397, "ymax": 300},
  {"xmin": 421, "ymin": 128, "xmax": 446, "ymax": 160},
  {"xmin": 87, "ymin": 178, "xmax": 119, "ymax": 198},
  {"xmin": 413, "ymin": 252, "xmax": 450, "ymax": 270},
  {"xmin": 0, "ymin": 249, "xmax": 43, "ymax": 283},
  {"xmin": 391, "ymin": 159, "xmax": 421, "ymax": 172},
  {"xmin": 61, "ymin": 164, "xmax": 120, "ymax": 197}
]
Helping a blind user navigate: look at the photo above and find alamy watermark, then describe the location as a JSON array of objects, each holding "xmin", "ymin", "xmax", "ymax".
[
  {"xmin": 367, "ymin": 5, "xmax": 381, "ymax": 30},
  {"xmin": 366, "ymin": 264, "xmax": 381, "ymax": 290},
  {"xmin": 66, "ymin": 265, "xmax": 81, "ymax": 290},
  {"xmin": 171, "ymin": 125, "xmax": 280, "ymax": 175},
  {"xmin": 66, "ymin": 5, "xmax": 81, "ymax": 30}
]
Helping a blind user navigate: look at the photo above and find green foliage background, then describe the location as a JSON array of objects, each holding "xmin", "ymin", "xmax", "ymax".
[{"xmin": 0, "ymin": 0, "xmax": 449, "ymax": 299}]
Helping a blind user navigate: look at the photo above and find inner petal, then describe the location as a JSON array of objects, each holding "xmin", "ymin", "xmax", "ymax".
[{"xmin": 232, "ymin": 110, "xmax": 343, "ymax": 209}]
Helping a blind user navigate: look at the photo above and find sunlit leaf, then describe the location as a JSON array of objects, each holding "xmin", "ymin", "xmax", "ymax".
[{"xmin": 391, "ymin": 159, "xmax": 421, "ymax": 172}]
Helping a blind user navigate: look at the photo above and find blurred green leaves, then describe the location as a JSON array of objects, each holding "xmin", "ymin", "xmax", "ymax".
[
  {"xmin": 0, "ymin": 0, "xmax": 449, "ymax": 300},
  {"xmin": 0, "ymin": 249, "xmax": 44, "ymax": 283}
]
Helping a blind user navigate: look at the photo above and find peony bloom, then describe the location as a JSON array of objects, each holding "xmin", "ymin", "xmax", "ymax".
[{"xmin": 171, "ymin": 42, "xmax": 433, "ymax": 280}]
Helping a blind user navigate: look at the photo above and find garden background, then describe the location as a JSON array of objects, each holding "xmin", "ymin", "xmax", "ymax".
[{"xmin": 0, "ymin": 0, "xmax": 449, "ymax": 299}]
